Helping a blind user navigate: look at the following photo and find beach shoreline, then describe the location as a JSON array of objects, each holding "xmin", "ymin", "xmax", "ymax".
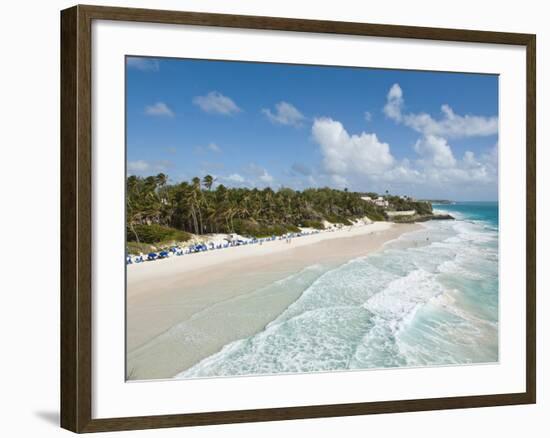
[{"xmin": 127, "ymin": 221, "xmax": 421, "ymax": 380}]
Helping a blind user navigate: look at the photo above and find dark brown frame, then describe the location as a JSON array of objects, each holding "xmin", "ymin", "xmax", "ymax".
[{"xmin": 61, "ymin": 4, "xmax": 536, "ymax": 433}]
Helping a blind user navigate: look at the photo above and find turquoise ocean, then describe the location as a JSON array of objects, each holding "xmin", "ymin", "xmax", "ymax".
[{"xmin": 179, "ymin": 202, "xmax": 499, "ymax": 378}]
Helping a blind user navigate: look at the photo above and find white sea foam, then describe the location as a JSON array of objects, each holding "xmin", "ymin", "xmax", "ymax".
[{"xmin": 177, "ymin": 211, "xmax": 499, "ymax": 379}]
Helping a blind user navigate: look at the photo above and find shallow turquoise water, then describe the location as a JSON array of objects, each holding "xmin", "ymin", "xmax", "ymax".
[
  {"xmin": 434, "ymin": 201, "xmax": 498, "ymax": 229},
  {"xmin": 178, "ymin": 202, "xmax": 499, "ymax": 378}
]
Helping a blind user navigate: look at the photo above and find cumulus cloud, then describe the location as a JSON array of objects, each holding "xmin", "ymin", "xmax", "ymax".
[
  {"xmin": 312, "ymin": 117, "xmax": 394, "ymax": 177},
  {"xmin": 145, "ymin": 102, "xmax": 174, "ymax": 117},
  {"xmin": 376, "ymin": 159, "xmax": 422, "ymax": 184},
  {"xmin": 372, "ymin": 83, "xmax": 498, "ymax": 197},
  {"xmin": 126, "ymin": 57, "xmax": 160, "ymax": 72},
  {"xmin": 374, "ymin": 147, "xmax": 496, "ymax": 191},
  {"xmin": 425, "ymin": 154, "xmax": 494, "ymax": 185},
  {"xmin": 413, "ymin": 135, "xmax": 457, "ymax": 168},
  {"xmin": 310, "ymin": 116, "xmax": 497, "ymax": 198},
  {"xmin": 404, "ymin": 104, "xmax": 498, "ymax": 138},
  {"xmin": 383, "ymin": 83, "xmax": 404, "ymax": 122},
  {"xmin": 262, "ymin": 102, "xmax": 305, "ymax": 127},
  {"xmin": 193, "ymin": 91, "xmax": 241, "ymax": 115},
  {"xmin": 384, "ymin": 83, "xmax": 498, "ymax": 139}
]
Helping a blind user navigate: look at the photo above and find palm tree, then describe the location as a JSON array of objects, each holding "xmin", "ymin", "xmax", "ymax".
[
  {"xmin": 126, "ymin": 173, "xmax": 398, "ymax": 238},
  {"xmin": 203, "ymin": 174, "xmax": 215, "ymax": 191},
  {"xmin": 190, "ymin": 177, "xmax": 206, "ymax": 232},
  {"xmin": 156, "ymin": 172, "xmax": 167, "ymax": 187}
]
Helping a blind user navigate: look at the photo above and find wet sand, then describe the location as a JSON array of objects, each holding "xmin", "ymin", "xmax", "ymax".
[{"xmin": 127, "ymin": 222, "xmax": 420, "ymax": 380}]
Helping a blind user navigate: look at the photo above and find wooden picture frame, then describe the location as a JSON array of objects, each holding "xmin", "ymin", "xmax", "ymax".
[{"xmin": 61, "ymin": 4, "xmax": 536, "ymax": 433}]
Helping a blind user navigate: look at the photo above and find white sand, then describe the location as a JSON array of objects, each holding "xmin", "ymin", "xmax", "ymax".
[
  {"xmin": 127, "ymin": 222, "xmax": 420, "ymax": 380},
  {"xmin": 128, "ymin": 222, "xmax": 391, "ymax": 288}
]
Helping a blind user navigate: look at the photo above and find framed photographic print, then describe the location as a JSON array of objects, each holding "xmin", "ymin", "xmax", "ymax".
[{"xmin": 60, "ymin": 4, "xmax": 536, "ymax": 433}]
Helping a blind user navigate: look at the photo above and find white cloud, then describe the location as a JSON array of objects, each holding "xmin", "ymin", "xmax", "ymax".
[
  {"xmin": 331, "ymin": 174, "xmax": 348, "ymax": 188},
  {"xmin": 217, "ymin": 164, "xmax": 276, "ymax": 188},
  {"xmin": 383, "ymin": 83, "xmax": 404, "ymax": 122},
  {"xmin": 372, "ymin": 148, "xmax": 496, "ymax": 191},
  {"xmin": 226, "ymin": 173, "xmax": 245, "ymax": 183},
  {"xmin": 425, "ymin": 155, "xmax": 493, "ymax": 185},
  {"xmin": 413, "ymin": 135, "xmax": 457, "ymax": 168},
  {"xmin": 310, "ymin": 116, "xmax": 497, "ymax": 199},
  {"xmin": 483, "ymin": 143, "xmax": 499, "ymax": 166},
  {"xmin": 312, "ymin": 117, "xmax": 394, "ymax": 176},
  {"xmin": 195, "ymin": 142, "xmax": 222, "ymax": 154},
  {"xmin": 207, "ymin": 142, "xmax": 221, "ymax": 153},
  {"xmin": 145, "ymin": 102, "xmax": 174, "ymax": 117},
  {"xmin": 127, "ymin": 159, "xmax": 173, "ymax": 175},
  {"xmin": 218, "ymin": 174, "xmax": 247, "ymax": 188},
  {"xmin": 376, "ymin": 159, "xmax": 422, "ymax": 184},
  {"xmin": 372, "ymin": 83, "xmax": 498, "ymax": 198},
  {"xmin": 259, "ymin": 172, "xmax": 274, "ymax": 184},
  {"xmin": 246, "ymin": 163, "xmax": 274, "ymax": 184},
  {"xmin": 126, "ymin": 57, "xmax": 159, "ymax": 72},
  {"xmin": 384, "ymin": 83, "xmax": 498, "ymax": 139},
  {"xmin": 219, "ymin": 172, "xmax": 259, "ymax": 188},
  {"xmin": 364, "ymin": 111, "xmax": 372, "ymax": 122},
  {"xmin": 262, "ymin": 102, "xmax": 305, "ymax": 127},
  {"xmin": 193, "ymin": 91, "xmax": 241, "ymax": 115},
  {"xmin": 128, "ymin": 160, "xmax": 150, "ymax": 172},
  {"xmin": 463, "ymin": 150, "xmax": 477, "ymax": 167},
  {"xmin": 404, "ymin": 104, "xmax": 498, "ymax": 138}
]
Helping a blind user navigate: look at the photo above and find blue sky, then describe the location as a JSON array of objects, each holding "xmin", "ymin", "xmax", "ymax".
[{"xmin": 126, "ymin": 56, "xmax": 499, "ymax": 201}]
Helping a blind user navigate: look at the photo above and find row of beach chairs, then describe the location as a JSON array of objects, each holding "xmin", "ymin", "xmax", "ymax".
[{"xmin": 126, "ymin": 230, "xmax": 322, "ymax": 264}]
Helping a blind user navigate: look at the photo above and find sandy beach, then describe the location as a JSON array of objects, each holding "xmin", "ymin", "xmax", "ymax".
[{"xmin": 127, "ymin": 222, "xmax": 420, "ymax": 380}]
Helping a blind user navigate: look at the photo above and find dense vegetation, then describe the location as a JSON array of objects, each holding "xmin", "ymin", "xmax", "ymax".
[
  {"xmin": 125, "ymin": 224, "xmax": 190, "ymax": 244},
  {"xmin": 391, "ymin": 213, "xmax": 453, "ymax": 223},
  {"xmin": 126, "ymin": 173, "xmax": 388, "ymax": 241},
  {"xmin": 384, "ymin": 195, "xmax": 433, "ymax": 215},
  {"xmin": 360, "ymin": 192, "xmax": 433, "ymax": 215}
]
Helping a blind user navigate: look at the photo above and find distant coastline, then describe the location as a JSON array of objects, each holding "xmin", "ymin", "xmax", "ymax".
[{"xmin": 420, "ymin": 199, "xmax": 454, "ymax": 204}]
